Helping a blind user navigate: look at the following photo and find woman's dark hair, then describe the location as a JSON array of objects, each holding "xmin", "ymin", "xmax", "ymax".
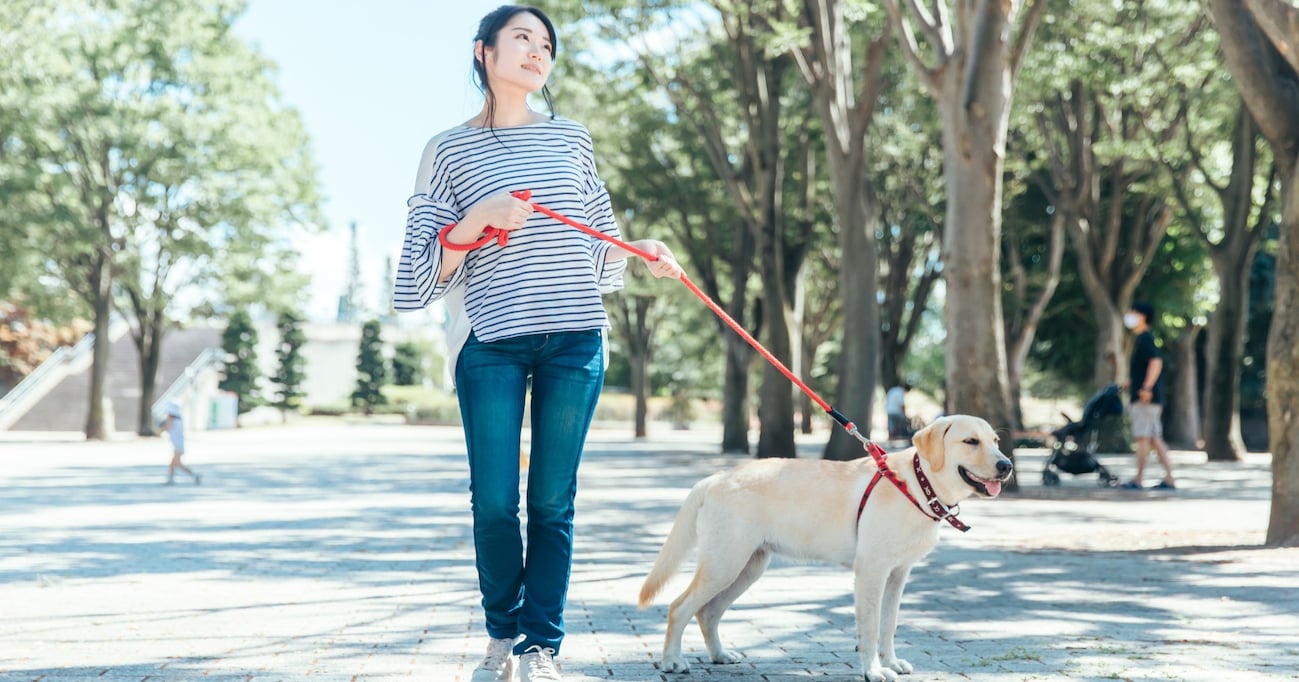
[{"xmin": 473, "ymin": 5, "xmax": 558, "ymax": 129}]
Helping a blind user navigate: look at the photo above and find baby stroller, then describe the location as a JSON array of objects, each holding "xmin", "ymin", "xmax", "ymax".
[{"xmin": 1042, "ymin": 384, "xmax": 1124, "ymax": 487}]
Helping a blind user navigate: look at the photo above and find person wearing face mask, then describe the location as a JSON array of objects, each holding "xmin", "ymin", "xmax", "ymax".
[{"xmin": 1119, "ymin": 301, "xmax": 1176, "ymax": 490}]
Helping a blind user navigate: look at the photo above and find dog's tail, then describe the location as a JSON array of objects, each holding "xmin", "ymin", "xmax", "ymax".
[{"xmin": 638, "ymin": 478, "xmax": 709, "ymax": 608}]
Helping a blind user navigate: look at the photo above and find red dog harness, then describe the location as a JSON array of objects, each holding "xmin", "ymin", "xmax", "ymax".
[{"xmin": 856, "ymin": 447, "xmax": 969, "ymax": 532}]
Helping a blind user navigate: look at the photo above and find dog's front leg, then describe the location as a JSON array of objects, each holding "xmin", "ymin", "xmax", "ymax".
[
  {"xmin": 878, "ymin": 565, "xmax": 914, "ymax": 676},
  {"xmin": 853, "ymin": 555, "xmax": 896, "ymax": 682}
]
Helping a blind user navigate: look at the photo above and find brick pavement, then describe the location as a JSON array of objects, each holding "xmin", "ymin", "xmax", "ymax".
[{"xmin": 0, "ymin": 421, "xmax": 1296, "ymax": 681}]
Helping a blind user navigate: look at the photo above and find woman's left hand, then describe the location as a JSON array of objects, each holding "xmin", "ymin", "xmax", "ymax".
[{"xmin": 631, "ymin": 240, "xmax": 683, "ymax": 279}]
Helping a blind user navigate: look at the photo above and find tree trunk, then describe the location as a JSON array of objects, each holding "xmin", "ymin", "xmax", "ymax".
[
  {"xmin": 1208, "ymin": 0, "xmax": 1299, "ymax": 546},
  {"xmin": 721, "ymin": 335, "xmax": 753, "ymax": 453},
  {"xmin": 1202, "ymin": 260, "xmax": 1251, "ymax": 460},
  {"xmin": 879, "ymin": 348, "xmax": 900, "ymax": 393},
  {"xmin": 134, "ymin": 319, "xmax": 164, "ymax": 436},
  {"xmin": 1094, "ymin": 309, "xmax": 1127, "ymax": 388},
  {"xmin": 799, "ymin": 367, "xmax": 815, "ymax": 434},
  {"xmin": 84, "ymin": 253, "xmax": 113, "ymax": 440},
  {"xmin": 1165, "ymin": 324, "xmax": 1203, "ymax": 449},
  {"xmin": 755, "ymin": 225, "xmax": 797, "ymax": 458},
  {"xmin": 720, "ymin": 232, "xmax": 757, "ymax": 453},
  {"xmin": 826, "ymin": 172, "xmax": 882, "ymax": 460},
  {"xmin": 1266, "ymin": 162, "xmax": 1299, "ymax": 545},
  {"xmin": 631, "ymin": 351, "xmax": 649, "ymax": 438},
  {"xmin": 937, "ymin": 92, "xmax": 1014, "ymax": 455}
]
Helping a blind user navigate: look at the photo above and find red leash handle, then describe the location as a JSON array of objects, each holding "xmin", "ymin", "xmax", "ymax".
[
  {"xmin": 438, "ymin": 225, "xmax": 508, "ymax": 251},
  {"xmin": 437, "ymin": 191, "xmax": 539, "ymax": 251}
]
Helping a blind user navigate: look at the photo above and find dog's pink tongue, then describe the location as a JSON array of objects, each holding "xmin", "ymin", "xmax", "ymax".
[{"xmin": 984, "ymin": 479, "xmax": 1003, "ymax": 497}]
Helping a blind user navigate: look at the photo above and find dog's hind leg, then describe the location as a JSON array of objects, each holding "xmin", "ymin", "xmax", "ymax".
[
  {"xmin": 662, "ymin": 542, "xmax": 762, "ymax": 674},
  {"xmin": 878, "ymin": 565, "xmax": 914, "ymax": 676},
  {"xmin": 696, "ymin": 547, "xmax": 771, "ymax": 665}
]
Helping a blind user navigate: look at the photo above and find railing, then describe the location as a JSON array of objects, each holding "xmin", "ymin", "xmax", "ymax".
[
  {"xmin": 150, "ymin": 347, "xmax": 224, "ymax": 425},
  {"xmin": 0, "ymin": 331, "xmax": 98, "ymax": 431}
]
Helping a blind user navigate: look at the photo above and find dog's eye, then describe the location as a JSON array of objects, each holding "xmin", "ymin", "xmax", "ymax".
[{"xmin": 963, "ymin": 438, "xmax": 979, "ymax": 446}]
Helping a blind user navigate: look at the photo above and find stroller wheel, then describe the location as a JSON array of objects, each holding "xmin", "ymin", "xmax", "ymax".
[
  {"xmin": 1096, "ymin": 466, "xmax": 1119, "ymax": 487},
  {"xmin": 1043, "ymin": 470, "xmax": 1061, "ymax": 486}
]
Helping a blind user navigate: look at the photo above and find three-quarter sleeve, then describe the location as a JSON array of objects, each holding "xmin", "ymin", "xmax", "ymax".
[
  {"xmin": 394, "ymin": 135, "xmax": 467, "ymax": 311},
  {"xmin": 578, "ymin": 131, "xmax": 627, "ymax": 294}
]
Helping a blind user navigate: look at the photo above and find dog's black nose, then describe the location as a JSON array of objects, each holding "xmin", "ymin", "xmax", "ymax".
[{"xmin": 996, "ymin": 459, "xmax": 1013, "ymax": 476}]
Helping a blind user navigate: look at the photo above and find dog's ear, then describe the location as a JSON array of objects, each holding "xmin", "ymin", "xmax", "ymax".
[{"xmin": 913, "ymin": 418, "xmax": 947, "ymax": 471}]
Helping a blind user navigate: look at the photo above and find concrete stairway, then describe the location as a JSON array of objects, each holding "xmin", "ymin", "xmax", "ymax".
[{"xmin": 9, "ymin": 328, "xmax": 221, "ymax": 434}]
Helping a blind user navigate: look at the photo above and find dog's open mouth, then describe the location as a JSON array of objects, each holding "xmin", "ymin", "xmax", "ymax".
[{"xmin": 959, "ymin": 467, "xmax": 1003, "ymax": 498}]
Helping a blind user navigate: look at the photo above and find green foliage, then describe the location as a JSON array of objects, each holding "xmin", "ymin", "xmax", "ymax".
[
  {"xmin": 220, "ymin": 309, "xmax": 262, "ymax": 412},
  {"xmin": 391, "ymin": 341, "xmax": 424, "ymax": 387},
  {"xmin": 0, "ymin": 0, "xmax": 323, "ymax": 325},
  {"xmin": 271, "ymin": 310, "xmax": 307, "ymax": 412},
  {"xmin": 351, "ymin": 320, "xmax": 388, "ymax": 414}
]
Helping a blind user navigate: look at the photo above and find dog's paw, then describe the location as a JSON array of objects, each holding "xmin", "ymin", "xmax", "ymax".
[
  {"xmin": 883, "ymin": 656, "xmax": 913, "ymax": 675},
  {"xmin": 864, "ymin": 663, "xmax": 899, "ymax": 682},
  {"xmin": 711, "ymin": 649, "xmax": 742, "ymax": 664},
  {"xmin": 661, "ymin": 654, "xmax": 691, "ymax": 674}
]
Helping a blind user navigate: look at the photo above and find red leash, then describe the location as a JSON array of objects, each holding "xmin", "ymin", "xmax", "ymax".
[{"xmin": 439, "ymin": 190, "xmax": 966, "ymax": 530}]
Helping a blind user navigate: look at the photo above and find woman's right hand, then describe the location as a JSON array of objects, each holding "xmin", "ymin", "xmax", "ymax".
[{"xmin": 464, "ymin": 192, "xmax": 534, "ymax": 234}]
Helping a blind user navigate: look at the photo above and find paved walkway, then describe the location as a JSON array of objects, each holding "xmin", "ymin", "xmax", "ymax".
[{"xmin": 0, "ymin": 421, "xmax": 1296, "ymax": 681}]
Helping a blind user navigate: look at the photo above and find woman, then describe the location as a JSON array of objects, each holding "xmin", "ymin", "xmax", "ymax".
[{"xmin": 394, "ymin": 6, "xmax": 681, "ymax": 681}]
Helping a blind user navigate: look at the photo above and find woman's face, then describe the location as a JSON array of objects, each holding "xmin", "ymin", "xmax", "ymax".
[{"xmin": 479, "ymin": 12, "xmax": 553, "ymax": 95}]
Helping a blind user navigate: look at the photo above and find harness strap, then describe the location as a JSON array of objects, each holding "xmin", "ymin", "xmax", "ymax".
[
  {"xmin": 856, "ymin": 470, "xmax": 885, "ymax": 523},
  {"xmin": 855, "ymin": 455, "xmax": 970, "ymax": 532}
]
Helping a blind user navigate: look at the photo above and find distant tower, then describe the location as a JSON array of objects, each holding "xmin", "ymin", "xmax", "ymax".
[{"xmin": 337, "ymin": 221, "xmax": 364, "ymax": 323}]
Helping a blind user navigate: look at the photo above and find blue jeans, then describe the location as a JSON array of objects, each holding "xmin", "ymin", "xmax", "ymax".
[{"xmin": 455, "ymin": 329, "xmax": 604, "ymax": 656}]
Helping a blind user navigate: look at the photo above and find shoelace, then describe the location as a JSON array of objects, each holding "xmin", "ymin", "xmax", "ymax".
[
  {"xmin": 521, "ymin": 645, "xmax": 561, "ymax": 681},
  {"xmin": 481, "ymin": 638, "xmax": 514, "ymax": 670}
]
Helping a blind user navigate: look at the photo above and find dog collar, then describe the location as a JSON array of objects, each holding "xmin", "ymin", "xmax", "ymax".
[
  {"xmin": 911, "ymin": 454, "xmax": 969, "ymax": 531},
  {"xmin": 855, "ymin": 446, "xmax": 970, "ymax": 533}
]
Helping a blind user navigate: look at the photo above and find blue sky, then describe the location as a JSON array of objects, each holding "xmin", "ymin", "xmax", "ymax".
[{"xmin": 233, "ymin": 0, "xmax": 506, "ymax": 322}]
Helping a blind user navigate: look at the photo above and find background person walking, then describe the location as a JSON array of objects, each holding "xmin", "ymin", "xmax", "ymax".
[
  {"xmin": 1120, "ymin": 301, "xmax": 1176, "ymax": 490},
  {"xmin": 159, "ymin": 402, "xmax": 199, "ymax": 486},
  {"xmin": 885, "ymin": 383, "xmax": 912, "ymax": 440}
]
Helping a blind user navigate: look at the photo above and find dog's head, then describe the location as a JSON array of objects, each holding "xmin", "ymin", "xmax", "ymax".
[{"xmin": 911, "ymin": 415, "xmax": 1013, "ymax": 503}]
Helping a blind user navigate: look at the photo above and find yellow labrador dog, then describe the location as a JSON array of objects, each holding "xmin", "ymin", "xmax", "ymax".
[{"xmin": 639, "ymin": 415, "xmax": 1012, "ymax": 681}]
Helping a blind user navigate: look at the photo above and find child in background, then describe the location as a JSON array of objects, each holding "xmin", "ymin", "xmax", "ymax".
[{"xmin": 160, "ymin": 402, "xmax": 200, "ymax": 485}]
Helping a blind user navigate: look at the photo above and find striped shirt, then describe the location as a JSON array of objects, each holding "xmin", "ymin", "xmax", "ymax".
[{"xmin": 394, "ymin": 117, "xmax": 627, "ymax": 349}]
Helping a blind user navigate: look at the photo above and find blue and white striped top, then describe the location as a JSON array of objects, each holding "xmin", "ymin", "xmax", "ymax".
[{"xmin": 394, "ymin": 117, "xmax": 627, "ymax": 347}]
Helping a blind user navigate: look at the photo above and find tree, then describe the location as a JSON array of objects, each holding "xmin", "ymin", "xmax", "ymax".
[
  {"xmin": 272, "ymin": 310, "xmax": 307, "ymax": 415},
  {"xmin": 1208, "ymin": 0, "xmax": 1299, "ymax": 546},
  {"xmin": 352, "ymin": 320, "xmax": 387, "ymax": 415},
  {"xmin": 390, "ymin": 341, "xmax": 424, "ymax": 387},
  {"xmin": 776, "ymin": 0, "xmax": 890, "ymax": 459},
  {"xmin": 874, "ymin": 89, "xmax": 945, "ymax": 397},
  {"xmin": 610, "ymin": 289, "xmax": 661, "ymax": 438},
  {"xmin": 220, "ymin": 309, "xmax": 261, "ymax": 415},
  {"xmin": 883, "ymin": 0, "xmax": 1048, "ymax": 450},
  {"xmin": 0, "ymin": 0, "xmax": 322, "ymax": 438},
  {"xmin": 572, "ymin": 4, "xmax": 794, "ymax": 454},
  {"xmin": 1162, "ymin": 100, "xmax": 1275, "ymax": 461},
  {"xmin": 1001, "ymin": 183, "xmax": 1066, "ymax": 429},
  {"xmin": 629, "ymin": 3, "xmax": 809, "ymax": 458}
]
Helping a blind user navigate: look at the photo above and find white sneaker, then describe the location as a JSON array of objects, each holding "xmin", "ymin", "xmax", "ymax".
[
  {"xmin": 517, "ymin": 645, "xmax": 562, "ymax": 681},
  {"xmin": 471, "ymin": 637, "xmax": 517, "ymax": 681}
]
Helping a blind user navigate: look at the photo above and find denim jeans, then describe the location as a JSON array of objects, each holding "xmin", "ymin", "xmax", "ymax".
[{"xmin": 455, "ymin": 329, "xmax": 604, "ymax": 656}]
